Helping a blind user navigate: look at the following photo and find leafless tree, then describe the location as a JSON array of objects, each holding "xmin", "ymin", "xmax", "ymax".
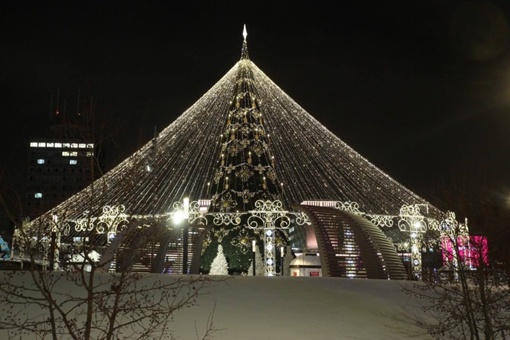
[
  {"xmin": 0, "ymin": 163, "xmax": 228, "ymax": 340},
  {"xmin": 403, "ymin": 221, "xmax": 510, "ymax": 339},
  {"xmin": 402, "ymin": 171, "xmax": 510, "ymax": 339},
  {"xmin": 0, "ymin": 94, "xmax": 228, "ymax": 340}
]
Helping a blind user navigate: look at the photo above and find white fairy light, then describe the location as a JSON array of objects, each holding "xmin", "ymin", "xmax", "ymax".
[{"xmin": 28, "ymin": 26, "xmax": 441, "ymax": 239}]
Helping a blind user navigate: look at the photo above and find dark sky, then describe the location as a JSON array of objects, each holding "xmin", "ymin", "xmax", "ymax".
[{"xmin": 1, "ymin": 1, "xmax": 510, "ymax": 220}]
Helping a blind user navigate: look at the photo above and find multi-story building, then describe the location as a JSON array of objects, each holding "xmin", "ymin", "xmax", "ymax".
[
  {"xmin": 24, "ymin": 89, "xmax": 101, "ymax": 220},
  {"xmin": 25, "ymin": 138, "xmax": 96, "ymax": 219}
]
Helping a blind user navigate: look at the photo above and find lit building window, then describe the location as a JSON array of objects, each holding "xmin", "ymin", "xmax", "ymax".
[
  {"xmin": 79, "ymin": 143, "xmax": 86, "ymax": 148},
  {"xmin": 63, "ymin": 143, "xmax": 70, "ymax": 148},
  {"xmin": 47, "ymin": 143, "xmax": 54, "ymax": 148},
  {"xmin": 37, "ymin": 159, "xmax": 45, "ymax": 165},
  {"xmin": 62, "ymin": 151, "xmax": 70, "ymax": 157},
  {"xmin": 87, "ymin": 143, "xmax": 94, "ymax": 148},
  {"xmin": 54, "ymin": 143, "xmax": 62, "ymax": 148},
  {"xmin": 86, "ymin": 152, "xmax": 94, "ymax": 157},
  {"xmin": 30, "ymin": 142, "xmax": 38, "ymax": 147},
  {"xmin": 34, "ymin": 193, "xmax": 43, "ymax": 198},
  {"xmin": 69, "ymin": 159, "xmax": 77, "ymax": 165},
  {"xmin": 71, "ymin": 143, "xmax": 78, "ymax": 148},
  {"xmin": 38, "ymin": 142, "xmax": 46, "ymax": 147},
  {"xmin": 70, "ymin": 151, "xmax": 78, "ymax": 157}
]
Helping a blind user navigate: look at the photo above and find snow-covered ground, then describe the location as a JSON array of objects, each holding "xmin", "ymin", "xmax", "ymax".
[
  {"xmin": 172, "ymin": 275, "xmax": 434, "ymax": 340},
  {"xmin": 0, "ymin": 273, "xmax": 435, "ymax": 339}
]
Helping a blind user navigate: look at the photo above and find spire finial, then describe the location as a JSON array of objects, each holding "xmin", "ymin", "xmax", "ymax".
[{"xmin": 240, "ymin": 24, "xmax": 249, "ymax": 60}]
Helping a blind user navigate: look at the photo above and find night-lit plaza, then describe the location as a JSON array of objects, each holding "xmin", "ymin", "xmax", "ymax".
[
  {"xmin": 9, "ymin": 26, "xmax": 480, "ymax": 282},
  {"xmin": 0, "ymin": 3, "xmax": 509, "ymax": 339}
]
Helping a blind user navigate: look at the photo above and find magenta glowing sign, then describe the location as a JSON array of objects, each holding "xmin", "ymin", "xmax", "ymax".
[{"xmin": 441, "ymin": 235, "xmax": 489, "ymax": 268}]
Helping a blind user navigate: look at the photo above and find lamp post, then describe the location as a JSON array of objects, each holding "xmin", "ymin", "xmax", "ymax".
[
  {"xmin": 398, "ymin": 204, "xmax": 428, "ymax": 281},
  {"xmin": 182, "ymin": 197, "xmax": 189, "ymax": 274},
  {"xmin": 182, "ymin": 224, "xmax": 189, "ymax": 274},
  {"xmin": 172, "ymin": 197, "xmax": 190, "ymax": 275},
  {"xmin": 252, "ymin": 239, "xmax": 256, "ymax": 276}
]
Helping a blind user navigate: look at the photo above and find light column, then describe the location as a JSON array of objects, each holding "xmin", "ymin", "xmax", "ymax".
[{"xmin": 252, "ymin": 239, "xmax": 256, "ymax": 276}]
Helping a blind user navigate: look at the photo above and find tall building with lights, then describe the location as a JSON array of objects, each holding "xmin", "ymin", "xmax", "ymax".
[
  {"xmin": 25, "ymin": 139, "xmax": 96, "ymax": 219},
  {"xmin": 25, "ymin": 90, "xmax": 102, "ymax": 220}
]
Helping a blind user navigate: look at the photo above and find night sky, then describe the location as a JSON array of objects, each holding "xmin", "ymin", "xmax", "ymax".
[{"xmin": 1, "ymin": 1, "xmax": 510, "ymax": 222}]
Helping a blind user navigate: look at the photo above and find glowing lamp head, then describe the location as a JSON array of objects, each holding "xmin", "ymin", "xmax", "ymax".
[{"xmin": 172, "ymin": 210, "xmax": 187, "ymax": 225}]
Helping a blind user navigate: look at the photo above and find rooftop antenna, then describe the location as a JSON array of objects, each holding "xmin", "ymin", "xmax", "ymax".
[
  {"xmin": 56, "ymin": 88, "xmax": 60, "ymax": 116},
  {"xmin": 76, "ymin": 89, "xmax": 81, "ymax": 116},
  {"xmin": 49, "ymin": 92, "xmax": 53, "ymax": 120}
]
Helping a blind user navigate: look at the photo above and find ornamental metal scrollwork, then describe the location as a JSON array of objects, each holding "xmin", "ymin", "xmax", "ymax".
[
  {"xmin": 213, "ymin": 226, "xmax": 231, "ymax": 243},
  {"xmin": 400, "ymin": 204, "xmax": 426, "ymax": 217},
  {"xmin": 95, "ymin": 221, "xmax": 108, "ymax": 234},
  {"xmin": 201, "ymin": 232, "xmax": 212, "ymax": 255},
  {"xmin": 440, "ymin": 210, "xmax": 456, "ymax": 232},
  {"xmin": 395, "ymin": 241, "xmax": 410, "ymax": 252},
  {"xmin": 246, "ymin": 200, "xmax": 295, "ymax": 276},
  {"xmin": 74, "ymin": 217, "xmax": 92, "ymax": 233},
  {"xmin": 440, "ymin": 211, "xmax": 469, "ymax": 236},
  {"xmin": 212, "ymin": 212, "xmax": 242, "ymax": 226},
  {"xmin": 73, "ymin": 205, "xmax": 130, "ymax": 235},
  {"xmin": 397, "ymin": 219, "xmax": 427, "ymax": 233},
  {"xmin": 168, "ymin": 199, "xmax": 209, "ymax": 226},
  {"xmin": 294, "ymin": 211, "xmax": 310, "ymax": 226},
  {"xmin": 231, "ymin": 228, "xmax": 254, "ymax": 254},
  {"xmin": 426, "ymin": 218, "xmax": 440, "ymax": 231},
  {"xmin": 63, "ymin": 222, "xmax": 72, "ymax": 236},
  {"xmin": 335, "ymin": 201, "xmax": 363, "ymax": 215},
  {"xmin": 187, "ymin": 201, "xmax": 208, "ymax": 225},
  {"xmin": 397, "ymin": 204, "xmax": 428, "ymax": 233},
  {"xmin": 366, "ymin": 215, "xmax": 394, "ymax": 228},
  {"xmin": 397, "ymin": 204, "xmax": 431, "ymax": 281},
  {"xmin": 246, "ymin": 200, "xmax": 291, "ymax": 230},
  {"xmin": 167, "ymin": 198, "xmax": 309, "ymax": 276},
  {"xmin": 96, "ymin": 205, "xmax": 129, "ymax": 234}
]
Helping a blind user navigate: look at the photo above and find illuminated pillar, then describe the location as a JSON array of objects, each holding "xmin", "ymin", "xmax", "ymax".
[
  {"xmin": 264, "ymin": 224, "xmax": 276, "ymax": 276},
  {"xmin": 280, "ymin": 246, "xmax": 285, "ymax": 276},
  {"xmin": 252, "ymin": 239, "xmax": 256, "ymax": 276}
]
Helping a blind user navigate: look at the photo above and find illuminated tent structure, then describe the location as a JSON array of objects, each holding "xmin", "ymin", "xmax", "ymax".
[{"xmin": 16, "ymin": 26, "xmax": 461, "ymax": 279}]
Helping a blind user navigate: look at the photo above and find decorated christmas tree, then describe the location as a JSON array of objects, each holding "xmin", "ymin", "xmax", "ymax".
[
  {"xmin": 200, "ymin": 27, "xmax": 288, "ymax": 275},
  {"xmin": 283, "ymin": 246, "xmax": 294, "ymax": 276},
  {"xmin": 246, "ymin": 244, "xmax": 265, "ymax": 276},
  {"xmin": 209, "ymin": 245, "xmax": 229, "ymax": 275},
  {"xmin": 255, "ymin": 246, "xmax": 265, "ymax": 276},
  {"xmin": 247, "ymin": 261, "xmax": 254, "ymax": 276}
]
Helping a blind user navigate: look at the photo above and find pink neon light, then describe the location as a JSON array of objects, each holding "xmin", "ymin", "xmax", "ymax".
[{"xmin": 441, "ymin": 235, "xmax": 489, "ymax": 268}]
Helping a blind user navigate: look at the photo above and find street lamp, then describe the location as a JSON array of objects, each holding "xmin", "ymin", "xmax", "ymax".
[
  {"xmin": 172, "ymin": 197, "xmax": 190, "ymax": 274},
  {"xmin": 182, "ymin": 198, "xmax": 189, "ymax": 274}
]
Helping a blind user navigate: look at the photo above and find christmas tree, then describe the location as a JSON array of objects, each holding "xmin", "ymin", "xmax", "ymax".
[
  {"xmin": 247, "ymin": 261, "xmax": 254, "ymax": 276},
  {"xmin": 209, "ymin": 245, "xmax": 229, "ymax": 275},
  {"xmin": 255, "ymin": 245, "xmax": 265, "ymax": 276},
  {"xmin": 246, "ymin": 244, "xmax": 264, "ymax": 276},
  {"xmin": 283, "ymin": 245, "xmax": 294, "ymax": 276},
  {"xmin": 201, "ymin": 27, "xmax": 287, "ymax": 275}
]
